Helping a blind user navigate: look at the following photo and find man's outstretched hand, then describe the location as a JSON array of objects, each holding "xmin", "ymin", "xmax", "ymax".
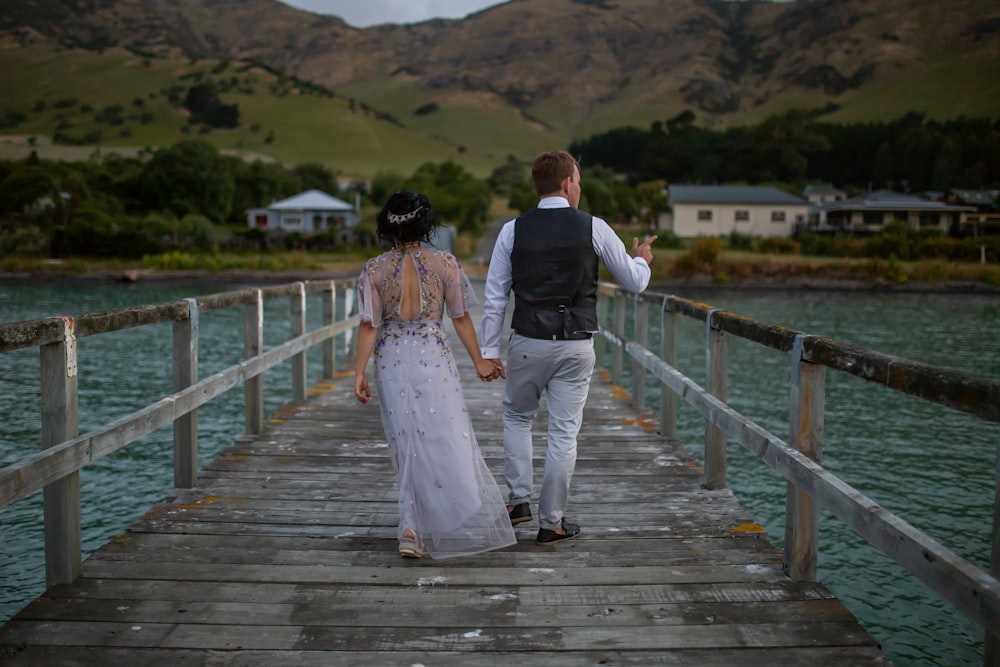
[{"xmin": 632, "ymin": 235, "xmax": 657, "ymax": 264}]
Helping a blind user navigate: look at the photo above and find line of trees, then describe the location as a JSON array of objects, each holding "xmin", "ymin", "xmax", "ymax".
[
  {"xmin": 570, "ymin": 110, "xmax": 1000, "ymax": 193},
  {"xmin": 0, "ymin": 140, "xmax": 345, "ymax": 258}
]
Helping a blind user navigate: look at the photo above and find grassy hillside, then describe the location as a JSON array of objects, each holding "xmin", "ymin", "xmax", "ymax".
[
  {"xmin": 1, "ymin": 32, "xmax": 997, "ymax": 178},
  {"xmin": 337, "ymin": 75, "xmax": 566, "ymax": 162},
  {"xmin": 0, "ymin": 42, "xmax": 502, "ymax": 178},
  {"xmin": 824, "ymin": 56, "xmax": 1000, "ymax": 123}
]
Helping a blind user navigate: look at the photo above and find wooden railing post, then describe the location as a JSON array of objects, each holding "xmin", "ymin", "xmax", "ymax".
[
  {"xmin": 785, "ymin": 334, "xmax": 825, "ymax": 582},
  {"xmin": 40, "ymin": 316, "xmax": 80, "ymax": 586},
  {"xmin": 291, "ymin": 282, "xmax": 307, "ymax": 403},
  {"xmin": 172, "ymin": 298, "xmax": 198, "ymax": 489},
  {"xmin": 322, "ymin": 281, "xmax": 337, "ymax": 379},
  {"xmin": 341, "ymin": 282, "xmax": 356, "ymax": 366},
  {"xmin": 632, "ymin": 296, "xmax": 648, "ymax": 410},
  {"xmin": 595, "ymin": 291, "xmax": 607, "ymax": 368},
  {"xmin": 244, "ymin": 289, "xmax": 264, "ymax": 435},
  {"xmin": 704, "ymin": 310, "xmax": 728, "ymax": 490},
  {"xmin": 987, "ymin": 427, "xmax": 1000, "ymax": 667},
  {"xmin": 659, "ymin": 297, "xmax": 677, "ymax": 439},
  {"xmin": 611, "ymin": 290, "xmax": 625, "ymax": 386}
]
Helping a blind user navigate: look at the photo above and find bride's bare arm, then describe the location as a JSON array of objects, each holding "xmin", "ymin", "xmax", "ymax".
[{"xmin": 452, "ymin": 313, "xmax": 504, "ymax": 381}]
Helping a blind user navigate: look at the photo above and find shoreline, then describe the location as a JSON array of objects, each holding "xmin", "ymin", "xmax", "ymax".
[{"xmin": 0, "ymin": 268, "xmax": 997, "ymax": 295}]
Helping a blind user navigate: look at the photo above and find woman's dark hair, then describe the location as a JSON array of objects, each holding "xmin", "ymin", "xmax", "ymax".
[{"xmin": 376, "ymin": 190, "xmax": 440, "ymax": 247}]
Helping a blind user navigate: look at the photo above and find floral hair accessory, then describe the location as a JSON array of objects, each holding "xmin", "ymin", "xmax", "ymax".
[{"xmin": 387, "ymin": 206, "xmax": 423, "ymax": 225}]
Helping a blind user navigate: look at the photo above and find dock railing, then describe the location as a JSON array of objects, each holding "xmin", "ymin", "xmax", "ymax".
[
  {"xmin": 595, "ymin": 281, "xmax": 1000, "ymax": 667},
  {"xmin": 0, "ymin": 279, "xmax": 357, "ymax": 589}
]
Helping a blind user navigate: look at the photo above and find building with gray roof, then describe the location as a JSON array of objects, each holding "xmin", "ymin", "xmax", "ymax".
[
  {"xmin": 807, "ymin": 190, "xmax": 974, "ymax": 235},
  {"xmin": 661, "ymin": 185, "xmax": 809, "ymax": 238}
]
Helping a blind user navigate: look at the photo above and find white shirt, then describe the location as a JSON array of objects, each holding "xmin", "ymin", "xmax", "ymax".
[{"xmin": 479, "ymin": 196, "xmax": 651, "ymax": 359}]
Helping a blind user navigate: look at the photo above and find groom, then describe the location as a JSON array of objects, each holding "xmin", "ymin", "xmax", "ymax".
[{"xmin": 479, "ymin": 150, "xmax": 656, "ymax": 545}]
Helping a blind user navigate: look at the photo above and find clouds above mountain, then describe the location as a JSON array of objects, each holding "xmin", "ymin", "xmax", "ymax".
[{"xmin": 277, "ymin": 0, "xmax": 504, "ymax": 27}]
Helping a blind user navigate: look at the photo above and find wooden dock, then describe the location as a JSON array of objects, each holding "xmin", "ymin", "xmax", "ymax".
[{"xmin": 0, "ymin": 355, "xmax": 890, "ymax": 665}]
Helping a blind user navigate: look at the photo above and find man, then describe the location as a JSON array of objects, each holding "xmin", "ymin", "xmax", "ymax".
[{"xmin": 480, "ymin": 150, "xmax": 655, "ymax": 545}]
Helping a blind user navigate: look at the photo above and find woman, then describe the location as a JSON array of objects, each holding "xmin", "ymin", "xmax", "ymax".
[{"xmin": 354, "ymin": 190, "xmax": 516, "ymax": 559}]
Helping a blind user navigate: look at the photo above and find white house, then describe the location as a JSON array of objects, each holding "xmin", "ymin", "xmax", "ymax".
[
  {"xmin": 245, "ymin": 189, "xmax": 358, "ymax": 234},
  {"xmin": 806, "ymin": 190, "xmax": 974, "ymax": 235},
  {"xmin": 661, "ymin": 185, "xmax": 809, "ymax": 238}
]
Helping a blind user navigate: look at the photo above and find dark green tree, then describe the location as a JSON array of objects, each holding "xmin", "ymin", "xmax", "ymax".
[
  {"xmin": 403, "ymin": 161, "xmax": 490, "ymax": 233},
  {"xmin": 293, "ymin": 162, "xmax": 338, "ymax": 193},
  {"xmin": 231, "ymin": 160, "xmax": 302, "ymax": 218},
  {"xmin": 368, "ymin": 171, "xmax": 406, "ymax": 207},
  {"xmin": 139, "ymin": 139, "xmax": 235, "ymax": 223}
]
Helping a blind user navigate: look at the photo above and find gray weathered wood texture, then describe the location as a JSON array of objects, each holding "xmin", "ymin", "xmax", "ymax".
[{"xmin": 0, "ymin": 356, "xmax": 890, "ymax": 665}]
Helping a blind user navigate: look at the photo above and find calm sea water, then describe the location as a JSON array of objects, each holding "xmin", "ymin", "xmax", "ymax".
[{"xmin": 1, "ymin": 280, "xmax": 998, "ymax": 667}]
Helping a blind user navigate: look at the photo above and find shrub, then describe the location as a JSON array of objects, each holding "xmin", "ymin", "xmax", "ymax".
[
  {"xmin": 909, "ymin": 260, "xmax": 951, "ymax": 282},
  {"xmin": 755, "ymin": 237, "xmax": 800, "ymax": 255},
  {"xmin": 690, "ymin": 236, "xmax": 721, "ymax": 267},
  {"xmin": 885, "ymin": 254, "xmax": 908, "ymax": 283},
  {"xmin": 727, "ymin": 231, "xmax": 753, "ymax": 251},
  {"xmin": 671, "ymin": 252, "xmax": 700, "ymax": 277},
  {"xmin": 861, "ymin": 233, "xmax": 910, "ymax": 260},
  {"xmin": 0, "ymin": 228, "xmax": 48, "ymax": 255},
  {"xmin": 798, "ymin": 233, "xmax": 834, "ymax": 256},
  {"xmin": 142, "ymin": 251, "xmax": 199, "ymax": 270},
  {"xmin": 914, "ymin": 236, "xmax": 953, "ymax": 260},
  {"xmin": 651, "ymin": 231, "xmax": 682, "ymax": 249}
]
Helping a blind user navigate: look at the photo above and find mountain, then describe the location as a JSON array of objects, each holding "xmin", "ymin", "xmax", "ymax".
[{"xmin": 1, "ymin": 0, "xmax": 998, "ymax": 174}]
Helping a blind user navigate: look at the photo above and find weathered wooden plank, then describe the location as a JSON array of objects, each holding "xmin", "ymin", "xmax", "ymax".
[
  {"xmin": 0, "ymin": 619, "xmax": 879, "ymax": 651},
  {"xmin": 79, "ymin": 560, "xmax": 792, "ymax": 586},
  {"xmin": 15, "ymin": 596, "xmax": 857, "ymax": 627},
  {"xmin": 125, "ymin": 520, "xmax": 758, "ymax": 542},
  {"xmin": 89, "ymin": 542, "xmax": 780, "ymax": 568},
  {"xmin": 40, "ymin": 578, "xmax": 837, "ymax": 607},
  {"xmin": 0, "ymin": 646, "xmax": 893, "ymax": 667},
  {"xmin": 164, "ymin": 477, "xmax": 709, "ymax": 501}
]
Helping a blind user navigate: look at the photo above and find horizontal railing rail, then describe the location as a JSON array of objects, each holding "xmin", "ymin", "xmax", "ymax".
[
  {"xmin": 595, "ymin": 282, "xmax": 1000, "ymax": 667},
  {"xmin": 0, "ymin": 279, "xmax": 357, "ymax": 589}
]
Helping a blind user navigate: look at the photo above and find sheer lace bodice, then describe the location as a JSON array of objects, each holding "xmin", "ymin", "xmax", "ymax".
[{"xmin": 358, "ymin": 249, "xmax": 477, "ymax": 327}]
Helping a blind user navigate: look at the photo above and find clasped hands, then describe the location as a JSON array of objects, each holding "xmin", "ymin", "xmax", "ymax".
[{"xmin": 476, "ymin": 358, "xmax": 505, "ymax": 382}]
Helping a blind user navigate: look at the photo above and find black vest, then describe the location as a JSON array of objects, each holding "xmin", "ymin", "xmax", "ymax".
[{"xmin": 510, "ymin": 207, "xmax": 599, "ymax": 340}]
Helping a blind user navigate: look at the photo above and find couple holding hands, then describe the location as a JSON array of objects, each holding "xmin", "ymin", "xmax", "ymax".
[{"xmin": 354, "ymin": 150, "xmax": 656, "ymax": 559}]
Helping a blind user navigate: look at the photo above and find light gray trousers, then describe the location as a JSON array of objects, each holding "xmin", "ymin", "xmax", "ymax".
[{"xmin": 502, "ymin": 333, "xmax": 596, "ymax": 530}]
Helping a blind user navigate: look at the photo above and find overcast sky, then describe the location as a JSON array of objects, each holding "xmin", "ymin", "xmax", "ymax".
[{"xmin": 277, "ymin": 1, "xmax": 506, "ymax": 27}]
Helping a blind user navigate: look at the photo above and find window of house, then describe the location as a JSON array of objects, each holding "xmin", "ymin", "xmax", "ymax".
[
  {"xmin": 919, "ymin": 212, "xmax": 939, "ymax": 227},
  {"xmin": 771, "ymin": 211, "xmax": 786, "ymax": 222},
  {"xmin": 283, "ymin": 216, "xmax": 302, "ymax": 229},
  {"xmin": 863, "ymin": 211, "xmax": 882, "ymax": 225},
  {"xmin": 697, "ymin": 210, "xmax": 712, "ymax": 221},
  {"xmin": 735, "ymin": 210, "xmax": 749, "ymax": 222}
]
